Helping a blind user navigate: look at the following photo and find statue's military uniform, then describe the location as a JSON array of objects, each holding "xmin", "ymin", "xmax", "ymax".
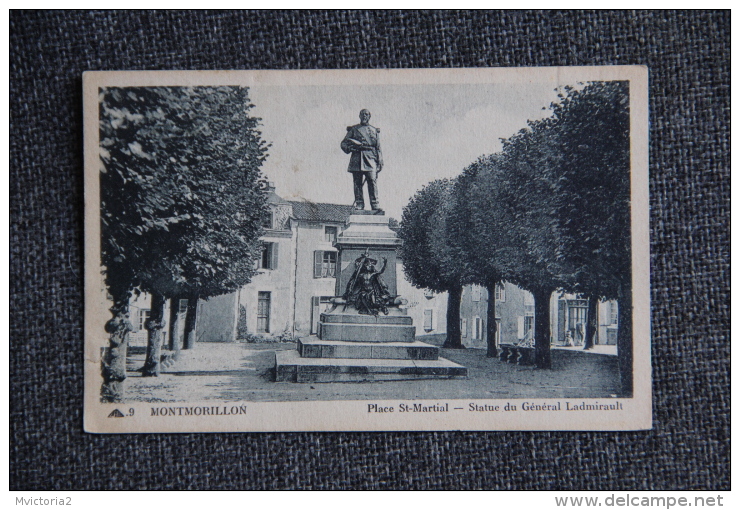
[{"xmin": 341, "ymin": 123, "xmax": 383, "ymax": 210}]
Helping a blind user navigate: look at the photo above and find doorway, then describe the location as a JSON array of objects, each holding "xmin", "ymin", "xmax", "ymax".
[{"xmin": 257, "ymin": 291, "xmax": 271, "ymax": 333}]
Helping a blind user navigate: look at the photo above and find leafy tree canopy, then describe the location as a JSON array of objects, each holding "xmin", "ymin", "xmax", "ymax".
[
  {"xmin": 461, "ymin": 81, "xmax": 630, "ymax": 298},
  {"xmin": 399, "ymin": 179, "xmax": 469, "ymax": 293},
  {"xmin": 99, "ymin": 86, "xmax": 269, "ymax": 300},
  {"xmin": 546, "ymin": 81, "xmax": 631, "ymax": 299}
]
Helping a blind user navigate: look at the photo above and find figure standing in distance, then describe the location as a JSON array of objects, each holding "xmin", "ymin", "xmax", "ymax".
[{"xmin": 341, "ymin": 109, "xmax": 384, "ymax": 214}]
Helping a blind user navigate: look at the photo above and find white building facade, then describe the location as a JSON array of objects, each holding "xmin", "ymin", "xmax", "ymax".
[{"xmin": 197, "ymin": 186, "xmax": 449, "ymax": 343}]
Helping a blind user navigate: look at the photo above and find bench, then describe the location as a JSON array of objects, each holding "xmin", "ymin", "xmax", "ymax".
[{"xmin": 498, "ymin": 343, "xmax": 535, "ymax": 366}]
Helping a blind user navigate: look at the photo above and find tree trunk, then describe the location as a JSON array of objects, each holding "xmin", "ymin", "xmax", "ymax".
[
  {"xmin": 442, "ymin": 285, "xmax": 464, "ymax": 349},
  {"xmin": 168, "ymin": 297, "xmax": 181, "ymax": 352},
  {"xmin": 584, "ymin": 294, "xmax": 598, "ymax": 350},
  {"xmin": 617, "ymin": 284, "xmax": 633, "ymax": 396},
  {"xmin": 182, "ymin": 293, "xmax": 199, "ymax": 350},
  {"xmin": 142, "ymin": 291, "xmax": 167, "ymax": 376},
  {"xmin": 485, "ymin": 283, "xmax": 498, "ymax": 357},
  {"xmin": 533, "ymin": 288, "xmax": 552, "ymax": 369},
  {"xmin": 101, "ymin": 289, "xmax": 133, "ymax": 402}
]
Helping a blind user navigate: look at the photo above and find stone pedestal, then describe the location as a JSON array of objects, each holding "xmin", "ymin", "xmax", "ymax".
[
  {"xmin": 319, "ymin": 310, "xmax": 416, "ymax": 343},
  {"xmin": 274, "ymin": 213, "xmax": 466, "ymax": 383},
  {"xmin": 334, "ymin": 214, "xmax": 401, "ymax": 296}
]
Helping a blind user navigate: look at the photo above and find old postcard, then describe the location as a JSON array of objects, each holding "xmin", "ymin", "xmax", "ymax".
[{"xmin": 83, "ymin": 67, "xmax": 650, "ymax": 432}]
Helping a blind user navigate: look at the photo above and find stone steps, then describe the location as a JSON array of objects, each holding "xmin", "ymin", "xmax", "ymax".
[{"xmin": 274, "ymin": 349, "xmax": 467, "ymax": 383}]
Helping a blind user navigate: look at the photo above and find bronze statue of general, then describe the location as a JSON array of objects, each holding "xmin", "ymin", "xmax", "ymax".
[{"xmin": 341, "ymin": 109, "xmax": 384, "ymax": 214}]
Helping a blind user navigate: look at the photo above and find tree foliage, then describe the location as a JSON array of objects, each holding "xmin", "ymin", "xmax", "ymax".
[
  {"xmin": 541, "ymin": 82, "xmax": 632, "ymax": 299},
  {"xmin": 100, "ymin": 86, "xmax": 269, "ymax": 299},
  {"xmin": 399, "ymin": 180, "xmax": 456, "ymax": 292},
  {"xmin": 448, "ymin": 159, "xmax": 514, "ymax": 357}
]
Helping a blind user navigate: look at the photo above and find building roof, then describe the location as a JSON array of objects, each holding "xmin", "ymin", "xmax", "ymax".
[
  {"xmin": 288, "ymin": 200, "xmax": 355, "ymax": 223},
  {"xmin": 265, "ymin": 190, "xmax": 292, "ymax": 205},
  {"xmin": 262, "ymin": 182, "xmax": 292, "ymax": 205}
]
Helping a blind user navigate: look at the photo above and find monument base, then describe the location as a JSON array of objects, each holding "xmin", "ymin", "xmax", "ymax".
[
  {"xmin": 274, "ymin": 347, "xmax": 467, "ymax": 383},
  {"xmin": 272, "ymin": 211, "xmax": 467, "ymax": 383},
  {"xmin": 298, "ymin": 337, "xmax": 439, "ymax": 360},
  {"xmin": 318, "ymin": 310, "xmax": 415, "ymax": 343}
]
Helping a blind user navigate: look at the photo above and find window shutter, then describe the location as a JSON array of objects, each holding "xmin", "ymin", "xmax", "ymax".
[
  {"xmin": 517, "ymin": 316, "xmax": 524, "ymax": 340},
  {"xmin": 461, "ymin": 318, "xmax": 467, "ymax": 337},
  {"xmin": 270, "ymin": 242, "xmax": 279, "ymax": 270},
  {"xmin": 311, "ymin": 296, "xmax": 320, "ymax": 334},
  {"xmin": 314, "ymin": 251, "xmax": 322, "ymax": 278},
  {"xmin": 498, "ymin": 284, "xmax": 508, "ymax": 303},
  {"xmin": 423, "ymin": 310, "xmax": 433, "ymax": 331},
  {"xmin": 611, "ymin": 302, "xmax": 618, "ymax": 324}
]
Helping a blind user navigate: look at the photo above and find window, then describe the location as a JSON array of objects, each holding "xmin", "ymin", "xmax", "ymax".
[
  {"xmin": 423, "ymin": 309, "xmax": 433, "ymax": 332},
  {"xmin": 524, "ymin": 315, "xmax": 534, "ymax": 337},
  {"xmin": 138, "ymin": 309, "xmax": 150, "ymax": 331},
  {"xmin": 471, "ymin": 286, "xmax": 481, "ymax": 302},
  {"xmin": 460, "ymin": 318, "xmax": 467, "ymax": 338},
  {"xmin": 473, "ymin": 317, "xmax": 483, "ymax": 340},
  {"xmin": 609, "ymin": 302, "xmax": 618, "ymax": 325},
  {"xmin": 568, "ymin": 302, "xmax": 588, "ymax": 344},
  {"xmin": 257, "ymin": 292, "xmax": 271, "ymax": 333},
  {"xmin": 496, "ymin": 284, "xmax": 506, "ymax": 302},
  {"xmin": 261, "ymin": 242, "xmax": 278, "ymax": 270},
  {"xmin": 178, "ymin": 299, "xmax": 188, "ymax": 314},
  {"xmin": 324, "ymin": 226, "xmax": 338, "ymax": 243},
  {"xmin": 568, "ymin": 304, "xmax": 587, "ymax": 331},
  {"xmin": 314, "ymin": 251, "xmax": 337, "ymax": 278}
]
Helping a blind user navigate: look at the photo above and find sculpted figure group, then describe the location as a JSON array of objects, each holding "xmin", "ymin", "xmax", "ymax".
[{"xmin": 343, "ymin": 252, "xmax": 392, "ymax": 316}]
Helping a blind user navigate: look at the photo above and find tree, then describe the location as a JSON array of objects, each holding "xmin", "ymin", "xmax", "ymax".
[
  {"xmin": 545, "ymin": 82, "xmax": 632, "ymax": 392},
  {"xmin": 448, "ymin": 160, "xmax": 512, "ymax": 357},
  {"xmin": 467, "ymin": 144, "xmax": 569, "ymax": 369},
  {"xmin": 99, "ymin": 86, "xmax": 268, "ymax": 398},
  {"xmin": 484, "ymin": 81, "xmax": 631, "ymax": 382},
  {"xmin": 583, "ymin": 296, "xmax": 598, "ymax": 350},
  {"xmin": 398, "ymin": 179, "xmax": 470, "ymax": 349}
]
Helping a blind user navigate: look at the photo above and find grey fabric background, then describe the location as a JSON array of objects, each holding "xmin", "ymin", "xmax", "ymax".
[{"xmin": 10, "ymin": 10, "xmax": 729, "ymax": 490}]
